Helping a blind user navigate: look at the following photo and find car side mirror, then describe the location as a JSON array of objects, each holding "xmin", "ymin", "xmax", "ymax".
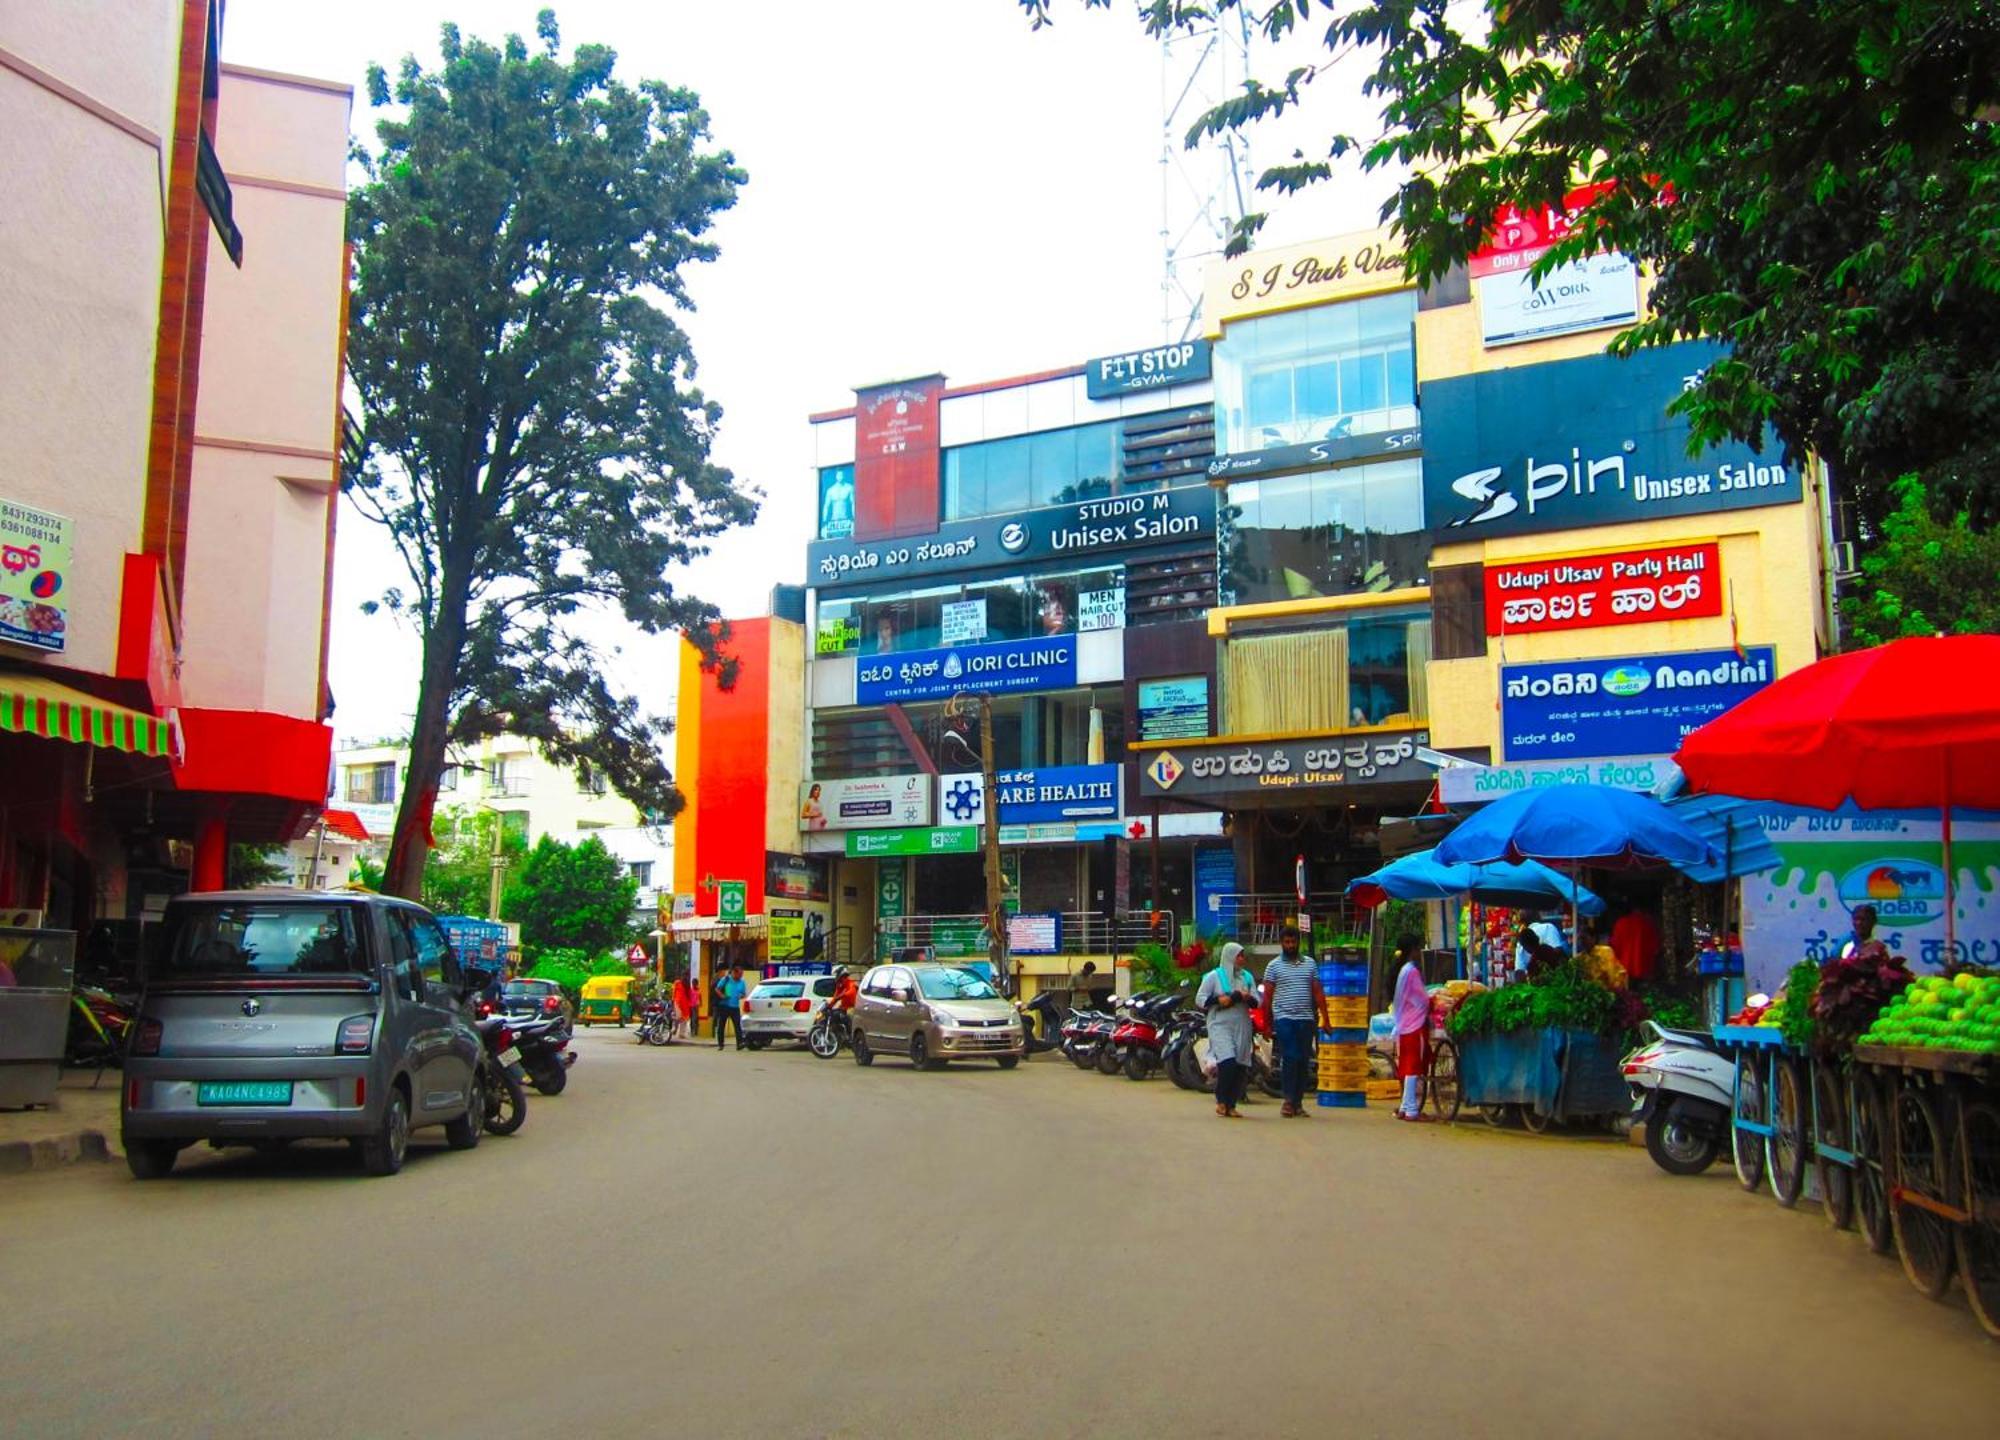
[{"xmin": 890, "ymin": 988, "xmax": 910, "ymax": 1004}]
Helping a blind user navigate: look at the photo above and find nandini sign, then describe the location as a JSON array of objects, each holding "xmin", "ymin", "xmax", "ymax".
[
  {"xmin": 856, "ymin": 635, "xmax": 1077, "ymax": 705},
  {"xmin": 1501, "ymin": 646, "xmax": 1775, "ymax": 761}
]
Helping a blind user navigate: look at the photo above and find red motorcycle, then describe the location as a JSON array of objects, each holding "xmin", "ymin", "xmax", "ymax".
[{"xmin": 1111, "ymin": 989, "xmax": 1191, "ymax": 1081}]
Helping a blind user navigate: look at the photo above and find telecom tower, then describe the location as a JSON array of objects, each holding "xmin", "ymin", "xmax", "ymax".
[{"xmin": 1159, "ymin": 9, "xmax": 1257, "ymax": 342}]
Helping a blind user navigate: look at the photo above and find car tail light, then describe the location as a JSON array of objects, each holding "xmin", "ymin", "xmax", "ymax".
[
  {"xmin": 336, "ymin": 1015, "xmax": 375, "ymax": 1054},
  {"xmin": 131, "ymin": 1018, "xmax": 163, "ymax": 1056},
  {"xmin": 543, "ymin": 995, "xmax": 561, "ymax": 1014},
  {"xmin": 127, "ymin": 1079, "xmax": 141, "ymax": 1110},
  {"xmin": 355, "ymin": 1077, "xmax": 366, "ymax": 1107},
  {"xmin": 477, "ymin": 1000, "xmax": 495, "ymax": 1018},
  {"xmin": 794, "ymin": 999, "xmax": 811, "ymax": 1013}
]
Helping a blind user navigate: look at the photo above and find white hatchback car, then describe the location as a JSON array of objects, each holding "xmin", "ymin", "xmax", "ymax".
[{"xmin": 740, "ymin": 974, "xmax": 840, "ymax": 1048}]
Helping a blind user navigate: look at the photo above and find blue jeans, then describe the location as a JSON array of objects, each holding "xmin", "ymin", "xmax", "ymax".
[{"xmin": 1274, "ymin": 1017, "xmax": 1314, "ymax": 1108}]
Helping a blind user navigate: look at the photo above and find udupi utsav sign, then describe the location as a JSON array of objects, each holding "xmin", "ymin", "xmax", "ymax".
[{"xmin": 1138, "ymin": 730, "xmax": 1433, "ymax": 800}]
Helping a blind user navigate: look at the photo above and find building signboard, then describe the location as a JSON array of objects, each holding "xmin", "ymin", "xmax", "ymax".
[
  {"xmin": 1077, "ymin": 585, "xmax": 1124, "ymax": 632},
  {"xmin": 856, "ymin": 634, "xmax": 1077, "ymax": 705},
  {"xmin": 1137, "ymin": 729, "xmax": 1433, "ymax": 801},
  {"xmin": 716, "ymin": 880, "xmax": 748, "ymax": 925},
  {"xmin": 814, "ymin": 614, "xmax": 859, "ymax": 655},
  {"xmin": 1204, "ymin": 427, "xmax": 1420, "ymax": 483},
  {"xmin": 845, "ymin": 825, "xmax": 980, "ymax": 858},
  {"xmin": 939, "ymin": 765, "xmax": 1120, "ymax": 827},
  {"xmin": 1484, "ymin": 541, "xmax": 1723, "ymax": 636},
  {"xmin": 808, "ymin": 481, "xmax": 1213, "ymax": 591},
  {"xmin": 1421, "ymin": 341, "xmax": 1802, "ymax": 540},
  {"xmin": 765, "ymin": 851, "xmax": 829, "ymax": 902},
  {"xmin": 1477, "ymin": 253, "xmax": 1638, "ymax": 348},
  {"xmin": 1501, "ymin": 646, "xmax": 1776, "ymax": 761},
  {"xmin": 1084, "ymin": 340, "xmax": 1211, "ymax": 399},
  {"xmin": 1201, "ymin": 225, "xmax": 1410, "ymax": 335},
  {"xmin": 1136, "ymin": 677, "xmax": 1209, "ymax": 741},
  {"xmin": 940, "ymin": 598, "xmax": 987, "ymax": 645},
  {"xmin": 0, "ymin": 497, "xmax": 72, "ymax": 653},
  {"xmin": 853, "ymin": 377, "xmax": 943, "ymax": 541},
  {"xmin": 799, "ymin": 775, "xmax": 931, "ymax": 831},
  {"xmin": 1467, "ymin": 180, "xmax": 1619, "ymax": 278},
  {"xmin": 1438, "ymin": 755, "xmax": 1673, "ymax": 805},
  {"xmin": 1007, "ymin": 911, "xmax": 1063, "ymax": 956}
]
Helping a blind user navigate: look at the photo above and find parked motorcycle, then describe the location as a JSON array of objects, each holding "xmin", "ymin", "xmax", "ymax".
[
  {"xmin": 1061, "ymin": 1005, "xmax": 1118, "ymax": 1072},
  {"xmin": 473, "ymin": 1015, "xmax": 530, "ymax": 1136},
  {"xmin": 635, "ymin": 998, "xmax": 674, "ymax": 1047},
  {"xmin": 1113, "ymin": 990, "xmax": 1190, "ymax": 1081},
  {"xmin": 1163, "ymin": 1008, "xmax": 1209, "ymax": 1091},
  {"xmin": 511, "ymin": 1015, "xmax": 576, "ymax": 1095},
  {"xmin": 1623, "ymin": 1019, "xmax": 1733, "ymax": 1174},
  {"xmin": 1019, "ymin": 990, "xmax": 1066, "ymax": 1054},
  {"xmin": 809, "ymin": 1004, "xmax": 852, "ymax": 1059}
]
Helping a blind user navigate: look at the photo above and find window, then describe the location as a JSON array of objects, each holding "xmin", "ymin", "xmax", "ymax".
[
  {"xmin": 1213, "ymin": 292, "xmax": 1417, "ymax": 453},
  {"xmin": 399, "ymin": 910, "xmax": 457, "ymax": 987},
  {"xmin": 344, "ymin": 762, "xmax": 396, "ymax": 805},
  {"xmin": 161, "ymin": 903, "xmax": 367, "ymax": 979},
  {"xmin": 577, "ymin": 763, "xmax": 608, "ymax": 796},
  {"xmin": 818, "ymin": 464, "xmax": 856, "ymax": 539},
  {"xmin": 628, "ymin": 861, "xmax": 654, "ymax": 888},
  {"xmin": 385, "ymin": 914, "xmax": 421, "ymax": 1000},
  {"xmin": 755, "ymin": 981, "xmax": 805, "ymax": 999},
  {"xmin": 499, "ymin": 811, "xmax": 529, "ymax": 841},
  {"xmin": 942, "ymin": 421, "xmax": 1122, "ymax": 520},
  {"xmin": 814, "ymin": 687, "xmax": 1126, "ymax": 779},
  {"xmin": 1221, "ymin": 609, "xmax": 1433, "ymax": 732},
  {"xmin": 862, "ymin": 968, "xmax": 894, "ymax": 997},
  {"xmin": 915, "ymin": 968, "xmax": 999, "ymax": 1001},
  {"xmin": 816, "ymin": 566, "xmax": 1123, "ymax": 657},
  {"xmin": 1219, "ymin": 458, "xmax": 1428, "ymax": 605}
]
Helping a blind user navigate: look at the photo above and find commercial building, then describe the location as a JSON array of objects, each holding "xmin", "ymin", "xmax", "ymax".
[
  {"xmin": 0, "ymin": 2, "xmax": 348, "ymax": 931},
  {"xmin": 799, "ymin": 217, "xmax": 1834, "ymax": 979}
]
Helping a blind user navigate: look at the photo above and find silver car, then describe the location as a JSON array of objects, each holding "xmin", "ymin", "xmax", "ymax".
[
  {"xmin": 849, "ymin": 963, "xmax": 1025, "ymax": 1070},
  {"xmin": 120, "ymin": 890, "xmax": 488, "ymax": 1179}
]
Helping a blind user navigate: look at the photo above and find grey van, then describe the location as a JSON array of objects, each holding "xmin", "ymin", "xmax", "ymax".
[{"xmin": 120, "ymin": 890, "xmax": 488, "ymax": 1179}]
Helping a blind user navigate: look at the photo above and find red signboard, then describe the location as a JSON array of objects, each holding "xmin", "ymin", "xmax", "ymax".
[
  {"xmin": 853, "ymin": 375, "xmax": 943, "ymax": 541},
  {"xmin": 1484, "ymin": 541, "xmax": 1723, "ymax": 635},
  {"xmin": 1468, "ymin": 181, "xmax": 1618, "ymax": 279}
]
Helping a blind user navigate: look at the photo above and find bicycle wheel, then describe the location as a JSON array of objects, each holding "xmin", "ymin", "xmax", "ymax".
[
  {"xmin": 1426, "ymin": 1037, "xmax": 1461, "ymax": 1123},
  {"xmin": 1732, "ymin": 1055, "xmax": 1768, "ymax": 1194},
  {"xmin": 1767, "ymin": 1056, "xmax": 1808, "ymax": 1208},
  {"xmin": 1852, "ymin": 1071, "xmax": 1894, "ymax": 1256},
  {"xmin": 1519, "ymin": 1104, "xmax": 1554, "ymax": 1135},
  {"xmin": 1891, "ymin": 1080, "xmax": 1957, "ymax": 1301},
  {"xmin": 1954, "ymin": 1099, "xmax": 2000, "ymax": 1339},
  {"xmin": 1811, "ymin": 1060, "xmax": 1855, "ymax": 1231}
]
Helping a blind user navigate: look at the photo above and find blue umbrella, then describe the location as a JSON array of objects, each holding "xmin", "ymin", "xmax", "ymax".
[
  {"xmin": 1434, "ymin": 785, "xmax": 1715, "ymax": 870},
  {"xmin": 1347, "ymin": 849, "xmax": 1607, "ymax": 914}
]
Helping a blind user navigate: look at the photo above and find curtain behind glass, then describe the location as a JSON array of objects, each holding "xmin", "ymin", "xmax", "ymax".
[
  {"xmin": 1223, "ymin": 629, "xmax": 1348, "ymax": 734},
  {"xmin": 1405, "ymin": 619, "xmax": 1432, "ymax": 723}
]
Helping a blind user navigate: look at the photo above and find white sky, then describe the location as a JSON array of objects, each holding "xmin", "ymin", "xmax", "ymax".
[{"xmin": 220, "ymin": 0, "xmax": 1394, "ymax": 748}]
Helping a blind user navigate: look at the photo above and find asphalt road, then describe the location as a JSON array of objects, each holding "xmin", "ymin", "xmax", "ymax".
[{"xmin": 4, "ymin": 1026, "xmax": 1997, "ymax": 1438}]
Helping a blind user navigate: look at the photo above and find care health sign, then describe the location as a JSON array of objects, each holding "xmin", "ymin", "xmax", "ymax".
[
  {"xmin": 938, "ymin": 764, "xmax": 1120, "ymax": 827},
  {"xmin": 856, "ymin": 635, "xmax": 1076, "ymax": 705},
  {"xmin": 1421, "ymin": 341, "xmax": 1802, "ymax": 540},
  {"xmin": 1500, "ymin": 646, "xmax": 1775, "ymax": 761}
]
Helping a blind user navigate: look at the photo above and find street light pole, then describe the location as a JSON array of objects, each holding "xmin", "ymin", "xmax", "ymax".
[{"xmin": 946, "ymin": 691, "xmax": 1011, "ymax": 997}]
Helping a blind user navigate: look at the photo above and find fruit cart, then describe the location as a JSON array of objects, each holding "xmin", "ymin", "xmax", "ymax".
[
  {"xmin": 1852, "ymin": 1042, "xmax": 2000, "ymax": 1339},
  {"xmin": 1452, "ymin": 1026, "xmax": 1628, "ymax": 1132}
]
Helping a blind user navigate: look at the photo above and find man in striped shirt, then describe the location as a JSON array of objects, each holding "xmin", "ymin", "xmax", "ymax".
[{"xmin": 1262, "ymin": 923, "xmax": 1330, "ymax": 1118}]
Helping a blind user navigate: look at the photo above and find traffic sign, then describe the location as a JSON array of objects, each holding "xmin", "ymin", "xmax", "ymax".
[{"xmin": 626, "ymin": 943, "xmax": 648, "ymax": 965}]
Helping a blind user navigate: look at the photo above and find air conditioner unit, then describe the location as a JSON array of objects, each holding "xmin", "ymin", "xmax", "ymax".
[{"xmin": 1831, "ymin": 540, "xmax": 1858, "ymax": 578}]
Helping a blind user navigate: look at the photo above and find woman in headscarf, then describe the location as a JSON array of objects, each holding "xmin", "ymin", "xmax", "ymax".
[
  {"xmin": 1391, "ymin": 935, "xmax": 1434, "ymax": 1123},
  {"xmin": 1196, "ymin": 941, "xmax": 1260, "ymax": 1118}
]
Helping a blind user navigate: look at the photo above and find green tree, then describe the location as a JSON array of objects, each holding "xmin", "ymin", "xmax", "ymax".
[
  {"xmin": 226, "ymin": 844, "xmax": 288, "ymax": 890},
  {"xmin": 1842, "ymin": 476, "xmax": 2000, "ymax": 648},
  {"xmin": 421, "ymin": 807, "xmax": 529, "ymax": 917},
  {"xmin": 344, "ymin": 10, "xmax": 754, "ymax": 901},
  {"xmin": 1028, "ymin": 2, "xmax": 2000, "ymax": 528},
  {"xmin": 501, "ymin": 834, "xmax": 639, "ymax": 954}
]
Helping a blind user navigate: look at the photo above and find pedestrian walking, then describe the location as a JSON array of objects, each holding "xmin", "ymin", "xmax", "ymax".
[
  {"xmin": 1196, "ymin": 941, "xmax": 1259, "ymax": 1119},
  {"xmin": 672, "ymin": 971, "xmax": 697, "ymax": 1040},
  {"xmin": 1392, "ymin": 936, "xmax": 1434, "ymax": 1123},
  {"xmin": 1261, "ymin": 922, "xmax": 1329, "ymax": 1118},
  {"xmin": 714, "ymin": 965, "xmax": 747, "ymax": 1050}
]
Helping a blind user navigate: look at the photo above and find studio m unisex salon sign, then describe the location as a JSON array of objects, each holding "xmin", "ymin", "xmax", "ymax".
[
  {"xmin": 807, "ymin": 483, "xmax": 1212, "ymax": 591},
  {"xmin": 1422, "ymin": 341, "xmax": 1803, "ymax": 540}
]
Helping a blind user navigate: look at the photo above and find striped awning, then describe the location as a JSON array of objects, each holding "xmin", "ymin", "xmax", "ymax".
[{"xmin": 0, "ymin": 673, "xmax": 175, "ymax": 758}]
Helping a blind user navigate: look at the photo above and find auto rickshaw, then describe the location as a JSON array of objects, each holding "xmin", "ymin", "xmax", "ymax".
[{"xmin": 579, "ymin": 973, "xmax": 635, "ymax": 1026}]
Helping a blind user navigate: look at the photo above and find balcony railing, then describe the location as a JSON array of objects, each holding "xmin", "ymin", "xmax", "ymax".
[
  {"xmin": 876, "ymin": 910, "xmax": 1179, "ymax": 961},
  {"xmin": 485, "ymin": 778, "xmax": 528, "ymax": 798},
  {"xmin": 1201, "ymin": 892, "xmax": 1372, "ymax": 949}
]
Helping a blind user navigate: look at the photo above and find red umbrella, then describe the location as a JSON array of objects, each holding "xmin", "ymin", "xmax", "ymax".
[{"xmin": 1674, "ymin": 635, "xmax": 2000, "ymax": 962}]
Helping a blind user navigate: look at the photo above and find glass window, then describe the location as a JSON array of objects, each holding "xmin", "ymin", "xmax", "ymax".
[
  {"xmin": 915, "ymin": 968, "xmax": 1000, "ymax": 1001},
  {"xmin": 628, "ymin": 861, "xmax": 653, "ymax": 888},
  {"xmin": 753, "ymin": 982, "xmax": 805, "ymax": 999},
  {"xmin": 1214, "ymin": 291, "xmax": 1417, "ymax": 453},
  {"xmin": 400, "ymin": 910, "xmax": 457, "ymax": 986},
  {"xmin": 160, "ymin": 903, "xmax": 369, "ymax": 979},
  {"xmin": 941, "ymin": 422, "xmax": 1121, "ymax": 521},
  {"xmin": 1219, "ymin": 458, "xmax": 1429, "ymax": 605},
  {"xmin": 344, "ymin": 762, "xmax": 395, "ymax": 805},
  {"xmin": 842, "ymin": 567, "xmax": 1122, "ymax": 656},
  {"xmin": 818, "ymin": 464, "xmax": 856, "ymax": 539}
]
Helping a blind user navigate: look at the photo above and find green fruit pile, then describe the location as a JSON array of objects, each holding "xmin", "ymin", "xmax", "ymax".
[{"xmin": 1860, "ymin": 972, "xmax": 2000, "ymax": 1052}]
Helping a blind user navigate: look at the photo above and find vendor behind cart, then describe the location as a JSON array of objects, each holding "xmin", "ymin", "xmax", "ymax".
[{"xmin": 1392, "ymin": 936, "xmax": 1433, "ymax": 1123}]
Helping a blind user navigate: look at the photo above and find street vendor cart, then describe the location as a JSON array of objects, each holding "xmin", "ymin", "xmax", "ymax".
[{"xmin": 1451, "ymin": 1025, "xmax": 1629, "ymax": 1132}]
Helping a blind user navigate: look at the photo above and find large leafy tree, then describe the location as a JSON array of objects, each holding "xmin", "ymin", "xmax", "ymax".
[
  {"xmin": 501, "ymin": 834, "xmax": 640, "ymax": 955},
  {"xmin": 1026, "ymin": 1, "xmax": 2000, "ymax": 533},
  {"xmin": 1841, "ymin": 476, "xmax": 2000, "ymax": 647},
  {"xmin": 345, "ymin": 11, "xmax": 754, "ymax": 900}
]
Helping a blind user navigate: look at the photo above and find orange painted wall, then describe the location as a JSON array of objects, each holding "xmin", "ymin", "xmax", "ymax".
[{"xmin": 672, "ymin": 620, "xmax": 773, "ymax": 916}]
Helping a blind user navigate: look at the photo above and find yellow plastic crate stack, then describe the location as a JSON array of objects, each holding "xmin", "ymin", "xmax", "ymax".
[{"xmin": 1317, "ymin": 960, "xmax": 1371, "ymax": 1109}]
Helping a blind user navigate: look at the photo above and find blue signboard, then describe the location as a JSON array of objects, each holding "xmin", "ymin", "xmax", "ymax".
[
  {"xmin": 1085, "ymin": 340, "xmax": 1211, "ymax": 399},
  {"xmin": 1422, "ymin": 340, "xmax": 1803, "ymax": 540},
  {"xmin": 856, "ymin": 634, "xmax": 1077, "ymax": 704},
  {"xmin": 939, "ymin": 764, "xmax": 1120, "ymax": 826},
  {"xmin": 1501, "ymin": 646, "xmax": 1776, "ymax": 761},
  {"xmin": 1192, "ymin": 846, "xmax": 1238, "ymax": 938}
]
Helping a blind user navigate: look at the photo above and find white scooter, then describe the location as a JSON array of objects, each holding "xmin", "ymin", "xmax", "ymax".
[{"xmin": 1622, "ymin": 1018, "xmax": 1737, "ymax": 1175}]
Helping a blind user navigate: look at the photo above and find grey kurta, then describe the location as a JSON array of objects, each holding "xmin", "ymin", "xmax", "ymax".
[{"xmin": 1196, "ymin": 965, "xmax": 1258, "ymax": 1064}]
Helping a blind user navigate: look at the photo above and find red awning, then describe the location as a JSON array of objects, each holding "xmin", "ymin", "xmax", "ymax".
[{"xmin": 320, "ymin": 808, "xmax": 371, "ymax": 842}]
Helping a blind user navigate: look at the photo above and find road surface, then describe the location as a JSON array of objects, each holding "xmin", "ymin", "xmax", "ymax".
[{"xmin": 3, "ymin": 1026, "xmax": 1996, "ymax": 1437}]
